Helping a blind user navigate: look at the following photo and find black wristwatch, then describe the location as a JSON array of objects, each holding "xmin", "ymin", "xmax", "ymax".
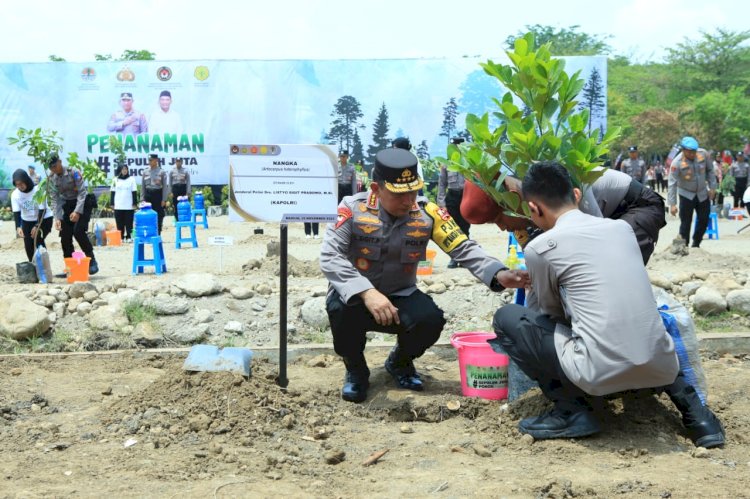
[{"xmin": 490, "ymin": 270, "xmax": 507, "ymax": 292}]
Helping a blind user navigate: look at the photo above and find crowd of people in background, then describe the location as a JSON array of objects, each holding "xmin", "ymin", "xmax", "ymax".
[{"xmin": 615, "ymin": 143, "xmax": 749, "ymax": 217}]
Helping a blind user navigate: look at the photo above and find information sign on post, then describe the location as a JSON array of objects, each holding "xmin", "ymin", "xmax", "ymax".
[
  {"xmin": 228, "ymin": 144, "xmax": 338, "ymax": 223},
  {"xmin": 208, "ymin": 236, "xmax": 234, "ymax": 272},
  {"xmin": 228, "ymin": 144, "xmax": 339, "ymax": 388}
]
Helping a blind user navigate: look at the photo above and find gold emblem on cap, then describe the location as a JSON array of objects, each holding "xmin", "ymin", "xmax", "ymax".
[{"xmin": 398, "ymin": 169, "xmax": 414, "ymax": 182}]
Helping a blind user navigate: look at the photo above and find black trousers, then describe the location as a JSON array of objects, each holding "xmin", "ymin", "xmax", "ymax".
[
  {"xmin": 338, "ymin": 184, "xmax": 353, "ymax": 204},
  {"xmin": 114, "ymin": 209, "xmax": 134, "ymax": 239},
  {"xmin": 21, "ymin": 217, "xmax": 53, "ymax": 261},
  {"xmin": 326, "ymin": 289, "xmax": 445, "ymax": 363},
  {"xmin": 446, "ymin": 188, "xmax": 470, "ymax": 237},
  {"xmin": 60, "ymin": 199, "xmax": 94, "ymax": 259},
  {"xmin": 171, "ymin": 184, "xmax": 188, "ymax": 199},
  {"xmin": 304, "ymin": 222, "xmax": 319, "ymax": 236},
  {"xmin": 734, "ymin": 177, "xmax": 747, "ymax": 208},
  {"xmin": 655, "ymin": 174, "xmax": 664, "ymax": 193},
  {"xmin": 678, "ymin": 194, "xmax": 710, "ymax": 246},
  {"xmin": 492, "ymin": 304, "xmax": 590, "ymax": 412},
  {"xmin": 617, "ymin": 187, "xmax": 666, "ymax": 264},
  {"xmin": 144, "ymin": 190, "xmax": 165, "ymax": 235}
]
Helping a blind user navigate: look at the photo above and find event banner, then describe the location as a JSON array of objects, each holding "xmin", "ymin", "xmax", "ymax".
[{"xmin": 0, "ymin": 56, "xmax": 607, "ymax": 188}]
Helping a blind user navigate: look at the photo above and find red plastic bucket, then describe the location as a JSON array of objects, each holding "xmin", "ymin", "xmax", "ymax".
[{"xmin": 450, "ymin": 331, "xmax": 509, "ymax": 400}]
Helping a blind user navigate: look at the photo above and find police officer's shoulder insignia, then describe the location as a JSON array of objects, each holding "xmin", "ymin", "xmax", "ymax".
[
  {"xmin": 535, "ymin": 238, "xmax": 557, "ymax": 254},
  {"xmin": 358, "ymin": 204, "xmax": 367, "ymax": 212},
  {"xmin": 335, "ymin": 207, "xmax": 352, "ymax": 229},
  {"xmin": 366, "ymin": 193, "xmax": 379, "ymax": 210}
]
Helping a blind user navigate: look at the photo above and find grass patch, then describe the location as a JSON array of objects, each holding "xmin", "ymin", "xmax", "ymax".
[
  {"xmin": 693, "ymin": 311, "xmax": 748, "ymax": 333},
  {"xmin": 123, "ymin": 300, "xmax": 156, "ymax": 325}
]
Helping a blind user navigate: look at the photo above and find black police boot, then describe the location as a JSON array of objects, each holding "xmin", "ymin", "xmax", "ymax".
[
  {"xmin": 665, "ymin": 373, "xmax": 725, "ymax": 448},
  {"xmin": 89, "ymin": 258, "xmax": 99, "ymax": 275},
  {"xmin": 384, "ymin": 347, "xmax": 423, "ymax": 391},
  {"xmin": 518, "ymin": 407, "xmax": 600, "ymax": 439},
  {"xmin": 518, "ymin": 379, "xmax": 600, "ymax": 439},
  {"xmin": 341, "ymin": 357, "xmax": 370, "ymax": 403}
]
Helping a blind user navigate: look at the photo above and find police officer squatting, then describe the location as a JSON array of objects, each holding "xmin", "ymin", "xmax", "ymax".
[
  {"xmin": 320, "ymin": 148, "xmax": 530, "ymax": 403},
  {"xmin": 488, "ymin": 161, "xmax": 723, "ymax": 448},
  {"xmin": 48, "ymin": 154, "xmax": 99, "ymax": 276}
]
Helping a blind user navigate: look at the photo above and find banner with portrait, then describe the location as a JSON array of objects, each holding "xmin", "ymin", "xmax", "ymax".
[{"xmin": 0, "ymin": 56, "xmax": 607, "ymax": 187}]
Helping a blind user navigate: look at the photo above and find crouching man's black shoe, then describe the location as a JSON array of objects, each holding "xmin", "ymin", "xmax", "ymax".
[
  {"xmin": 385, "ymin": 357, "xmax": 424, "ymax": 391},
  {"xmin": 341, "ymin": 369, "xmax": 369, "ymax": 403},
  {"xmin": 518, "ymin": 408, "xmax": 600, "ymax": 439},
  {"xmin": 683, "ymin": 406, "xmax": 725, "ymax": 449}
]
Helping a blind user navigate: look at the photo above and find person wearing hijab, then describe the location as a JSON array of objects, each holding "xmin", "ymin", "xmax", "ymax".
[
  {"xmin": 110, "ymin": 163, "xmax": 138, "ymax": 242},
  {"xmin": 11, "ymin": 169, "xmax": 54, "ymax": 261}
]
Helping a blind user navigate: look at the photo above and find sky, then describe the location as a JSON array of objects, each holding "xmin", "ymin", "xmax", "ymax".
[{"xmin": 0, "ymin": 0, "xmax": 746, "ymax": 64}]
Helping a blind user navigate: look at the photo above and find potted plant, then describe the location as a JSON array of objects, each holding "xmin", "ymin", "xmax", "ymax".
[{"xmin": 442, "ymin": 33, "xmax": 620, "ymax": 219}]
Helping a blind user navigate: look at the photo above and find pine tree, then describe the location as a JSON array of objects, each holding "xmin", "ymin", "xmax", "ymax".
[
  {"xmin": 578, "ymin": 67, "xmax": 606, "ymax": 134},
  {"xmin": 328, "ymin": 96, "xmax": 364, "ymax": 152},
  {"xmin": 440, "ymin": 97, "xmax": 458, "ymax": 138},
  {"xmin": 366, "ymin": 103, "xmax": 390, "ymax": 166},
  {"xmin": 416, "ymin": 140, "xmax": 430, "ymax": 160},
  {"xmin": 351, "ymin": 129, "xmax": 364, "ymax": 165}
]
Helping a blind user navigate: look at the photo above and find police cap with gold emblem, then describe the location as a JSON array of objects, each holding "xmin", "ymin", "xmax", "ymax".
[{"xmin": 373, "ymin": 148, "xmax": 423, "ymax": 193}]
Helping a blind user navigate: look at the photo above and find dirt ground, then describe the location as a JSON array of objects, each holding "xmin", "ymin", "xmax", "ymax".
[{"xmin": 1, "ymin": 211, "xmax": 750, "ymax": 498}]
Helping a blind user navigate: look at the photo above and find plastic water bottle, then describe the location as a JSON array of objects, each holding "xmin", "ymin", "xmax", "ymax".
[
  {"xmin": 134, "ymin": 203, "xmax": 158, "ymax": 238},
  {"xmin": 94, "ymin": 223, "xmax": 103, "ymax": 246},
  {"xmin": 194, "ymin": 192, "xmax": 205, "ymax": 210},
  {"xmin": 177, "ymin": 196, "xmax": 192, "ymax": 222}
]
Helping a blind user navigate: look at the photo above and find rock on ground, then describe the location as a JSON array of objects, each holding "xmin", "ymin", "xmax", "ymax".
[
  {"xmin": 173, "ymin": 273, "xmax": 223, "ymax": 297},
  {"xmin": 693, "ymin": 287, "xmax": 727, "ymax": 316},
  {"xmin": 300, "ymin": 297, "xmax": 329, "ymax": 329},
  {"xmin": 68, "ymin": 282, "xmax": 97, "ymax": 299},
  {"xmin": 145, "ymin": 294, "xmax": 190, "ymax": 315},
  {"xmin": 89, "ymin": 305, "xmax": 129, "ymax": 331},
  {"xmin": 0, "ymin": 293, "xmax": 51, "ymax": 340},
  {"xmin": 726, "ymin": 289, "xmax": 750, "ymax": 315}
]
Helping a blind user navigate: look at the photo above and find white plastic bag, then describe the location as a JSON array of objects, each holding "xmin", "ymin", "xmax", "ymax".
[
  {"xmin": 33, "ymin": 246, "xmax": 54, "ymax": 284},
  {"xmin": 653, "ymin": 287, "xmax": 708, "ymax": 404}
]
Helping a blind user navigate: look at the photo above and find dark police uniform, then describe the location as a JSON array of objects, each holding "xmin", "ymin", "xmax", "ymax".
[
  {"xmin": 320, "ymin": 148, "xmax": 507, "ymax": 402},
  {"xmin": 49, "ymin": 159, "xmax": 97, "ymax": 267},
  {"xmin": 169, "ymin": 162, "xmax": 191, "ymax": 200},
  {"xmin": 142, "ymin": 154, "xmax": 169, "ymax": 234}
]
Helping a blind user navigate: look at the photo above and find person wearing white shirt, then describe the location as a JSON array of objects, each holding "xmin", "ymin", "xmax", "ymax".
[
  {"xmin": 109, "ymin": 164, "xmax": 138, "ymax": 241},
  {"xmin": 11, "ymin": 169, "xmax": 53, "ymax": 261},
  {"xmin": 149, "ymin": 90, "xmax": 183, "ymax": 135}
]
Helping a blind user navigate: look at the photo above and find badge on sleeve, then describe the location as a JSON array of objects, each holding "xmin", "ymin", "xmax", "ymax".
[
  {"xmin": 424, "ymin": 202, "xmax": 467, "ymax": 252},
  {"xmin": 335, "ymin": 207, "xmax": 353, "ymax": 229}
]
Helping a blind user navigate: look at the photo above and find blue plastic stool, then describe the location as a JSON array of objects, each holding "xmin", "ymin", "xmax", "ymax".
[
  {"xmin": 132, "ymin": 235, "xmax": 167, "ymax": 274},
  {"xmin": 175, "ymin": 221, "xmax": 198, "ymax": 249},
  {"xmin": 697, "ymin": 212, "xmax": 719, "ymax": 240},
  {"xmin": 192, "ymin": 208, "xmax": 208, "ymax": 229}
]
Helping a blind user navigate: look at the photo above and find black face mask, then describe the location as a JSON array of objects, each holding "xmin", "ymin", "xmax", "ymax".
[{"xmin": 12, "ymin": 169, "xmax": 34, "ymax": 193}]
